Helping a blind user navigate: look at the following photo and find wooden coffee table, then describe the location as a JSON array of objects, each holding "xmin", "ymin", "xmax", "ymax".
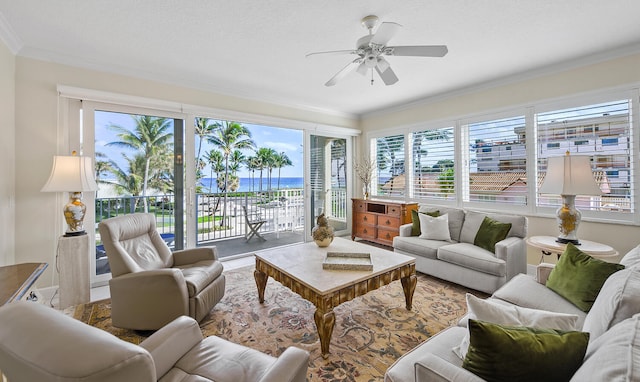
[{"xmin": 253, "ymin": 237, "xmax": 416, "ymax": 358}]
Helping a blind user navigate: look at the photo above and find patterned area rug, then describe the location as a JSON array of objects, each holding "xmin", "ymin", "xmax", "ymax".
[{"xmin": 70, "ymin": 266, "xmax": 487, "ymax": 381}]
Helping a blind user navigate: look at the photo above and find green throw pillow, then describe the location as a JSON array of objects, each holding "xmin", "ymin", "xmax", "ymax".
[
  {"xmin": 410, "ymin": 209, "xmax": 440, "ymax": 236},
  {"xmin": 473, "ymin": 216, "xmax": 512, "ymax": 253},
  {"xmin": 462, "ymin": 319, "xmax": 589, "ymax": 382},
  {"xmin": 546, "ymin": 243, "xmax": 625, "ymax": 312}
]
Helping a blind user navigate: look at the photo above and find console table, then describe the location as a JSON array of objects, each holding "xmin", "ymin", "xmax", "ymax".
[
  {"xmin": 352, "ymin": 199, "xmax": 417, "ymax": 246},
  {"xmin": 0, "ymin": 263, "xmax": 48, "ymax": 305}
]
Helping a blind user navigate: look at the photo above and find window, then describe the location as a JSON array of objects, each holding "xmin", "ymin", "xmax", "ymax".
[
  {"xmin": 374, "ymin": 134, "xmax": 405, "ymax": 196},
  {"xmin": 547, "ymin": 142, "xmax": 560, "ymax": 149},
  {"xmin": 411, "ymin": 127, "xmax": 455, "ymax": 200},
  {"xmin": 464, "ymin": 115, "xmax": 527, "ymax": 206},
  {"xmin": 537, "ymin": 99, "xmax": 632, "ymax": 213}
]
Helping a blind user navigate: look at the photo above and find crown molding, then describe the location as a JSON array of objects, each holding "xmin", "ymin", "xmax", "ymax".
[
  {"xmin": 0, "ymin": 11, "xmax": 22, "ymax": 54},
  {"xmin": 363, "ymin": 42, "xmax": 640, "ymax": 120}
]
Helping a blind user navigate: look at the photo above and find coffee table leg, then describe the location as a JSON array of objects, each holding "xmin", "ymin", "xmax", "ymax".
[
  {"xmin": 401, "ymin": 274, "xmax": 417, "ymax": 310},
  {"xmin": 314, "ymin": 308, "xmax": 335, "ymax": 359},
  {"xmin": 254, "ymin": 270, "xmax": 268, "ymax": 303}
]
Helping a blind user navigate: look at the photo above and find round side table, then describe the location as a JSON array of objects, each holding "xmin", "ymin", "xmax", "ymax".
[{"xmin": 526, "ymin": 235, "xmax": 619, "ymax": 263}]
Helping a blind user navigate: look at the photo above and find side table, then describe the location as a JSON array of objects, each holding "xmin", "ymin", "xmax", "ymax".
[
  {"xmin": 526, "ymin": 235, "xmax": 619, "ymax": 262},
  {"xmin": 0, "ymin": 263, "xmax": 48, "ymax": 305}
]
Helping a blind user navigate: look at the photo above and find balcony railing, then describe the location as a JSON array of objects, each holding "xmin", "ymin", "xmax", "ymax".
[{"xmin": 95, "ymin": 188, "xmax": 348, "ymax": 247}]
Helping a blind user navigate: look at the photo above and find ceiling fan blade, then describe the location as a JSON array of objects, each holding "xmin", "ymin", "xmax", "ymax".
[
  {"xmin": 325, "ymin": 59, "xmax": 361, "ymax": 86},
  {"xmin": 306, "ymin": 49, "xmax": 356, "ymax": 58},
  {"xmin": 356, "ymin": 61, "xmax": 368, "ymax": 76},
  {"xmin": 375, "ymin": 65, "xmax": 399, "ymax": 86},
  {"xmin": 387, "ymin": 45, "xmax": 448, "ymax": 57},
  {"xmin": 370, "ymin": 22, "xmax": 402, "ymax": 46},
  {"xmin": 376, "ymin": 56, "xmax": 390, "ymax": 73}
]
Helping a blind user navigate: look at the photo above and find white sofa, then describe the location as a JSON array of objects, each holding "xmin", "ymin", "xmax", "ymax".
[
  {"xmin": 384, "ymin": 246, "xmax": 640, "ymax": 382},
  {"xmin": 393, "ymin": 206, "xmax": 527, "ymax": 294}
]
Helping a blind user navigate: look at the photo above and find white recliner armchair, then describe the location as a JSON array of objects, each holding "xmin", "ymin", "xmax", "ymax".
[
  {"xmin": 99, "ymin": 213, "xmax": 226, "ymax": 330},
  {"xmin": 0, "ymin": 302, "xmax": 310, "ymax": 382}
]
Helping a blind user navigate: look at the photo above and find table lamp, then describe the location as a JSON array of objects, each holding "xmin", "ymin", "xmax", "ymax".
[
  {"xmin": 41, "ymin": 152, "xmax": 98, "ymax": 236},
  {"xmin": 539, "ymin": 151, "xmax": 601, "ymax": 245}
]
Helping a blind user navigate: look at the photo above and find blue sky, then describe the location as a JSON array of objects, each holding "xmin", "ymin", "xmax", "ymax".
[{"xmin": 94, "ymin": 111, "xmax": 304, "ymax": 178}]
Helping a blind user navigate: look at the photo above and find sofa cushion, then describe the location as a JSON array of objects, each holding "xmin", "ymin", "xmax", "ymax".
[
  {"xmin": 473, "ymin": 216, "xmax": 511, "ymax": 253},
  {"xmin": 582, "ymin": 267, "xmax": 640, "ymax": 342},
  {"xmin": 385, "ymin": 326, "xmax": 467, "ymax": 382},
  {"xmin": 418, "ymin": 205, "xmax": 465, "ymax": 242},
  {"xmin": 437, "ymin": 243, "xmax": 505, "ymax": 277},
  {"xmin": 454, "ymin": 293, "xmax": 579, "ymax": 359},
  {"xmin": 546, "ymin": 243, "xmax": 625, "ymax": 312},
  {"xmin": 419, "ymin": 213, "xmax": 451, "ymax": 241},
  {"xmin": 411, "ymin": 209, "xmax": 440, "ymax": 236},
  {"xmin": 462, "ymin": 319, "xmax": 589, "ymax": 382},
  {"xmin": 459, "ymin": 211, "xmax": 526, "ymax": 244},
  {"xmin": 492, "ymin": 274, "xmax": 587, "ymax": 328},
  {"xmin": 393, "ymin": 236, "xmax": 450, "ymax": 260},
  {"xmin": 620, "ymin": 244, "xmax": 640, "ymax": 269},
  {"xmin": 571, "ymin": 314, "xmax": 640, "ymax": 381}
]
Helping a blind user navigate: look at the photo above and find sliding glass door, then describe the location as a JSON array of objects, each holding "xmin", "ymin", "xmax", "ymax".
[{"xmin": 307, "ymin": 133, "xmax": 352, "ymax": 238}]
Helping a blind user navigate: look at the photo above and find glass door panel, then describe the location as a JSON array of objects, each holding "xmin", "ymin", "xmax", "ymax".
[
  {"xmin": 90, "ymin": 108, "xmax": 184, "ymax": 281},
  {"xmin": 309, "ymin": 134, "xmax": 349, "ymax": 237}
]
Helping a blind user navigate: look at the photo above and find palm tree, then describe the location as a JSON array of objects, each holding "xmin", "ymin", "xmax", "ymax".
[
  {"xmin": 195, "ymin": 117, "xmax": 218, "ymax": 161},
  {"xmin": 207, "ymin": 121, "xmax": 255, "ymax": 226},
  {"xmin": 94, "ymin": 152, "xmax": 112, "ymax": 198},
  {"xmin": 255, "ymin": 147, "xmax": 275, "ymax": 193},
  {"xmin": 331, "ymin": 140, "xmax": 347, "ymax": 188},
  {"xmin": 107, "ymin": 115, "xmax": 173, "ymax": 212},
  {"xmin": 245, "ymin": 156, "xmax": 260, "ymax": 192},
  {"xmin": 204, "ymin": 150, "xmax": 224, "ymax": 192},
  {"xmin": 273, "ymin": 152, "xmax": 293, "ymax": 190}
]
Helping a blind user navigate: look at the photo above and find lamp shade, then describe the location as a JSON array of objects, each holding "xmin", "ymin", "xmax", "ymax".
[
  {"xmin": 41, "ymin": 155, "xmax": 98, "ymax": 192},
  {"xmin": 539, "ymin": 153, "xmax": 601, "ymax": 196}
]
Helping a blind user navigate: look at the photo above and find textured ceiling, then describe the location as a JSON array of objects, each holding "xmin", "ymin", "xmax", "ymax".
[{"xmin": 2, "ymin": 1, "xmax": 640, "ymax": 117}]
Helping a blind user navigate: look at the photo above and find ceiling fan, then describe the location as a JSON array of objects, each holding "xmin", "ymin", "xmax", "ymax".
[{"xmin": 307, "ymin": 15, "xmax": 448, "ymax": 87}]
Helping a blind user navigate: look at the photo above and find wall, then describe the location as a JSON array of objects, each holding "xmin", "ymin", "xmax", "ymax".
[
  {"xmin": 360, "ymin": 52, "xmax": 640, "ymax": 265},
  {"xmin": 0, "ymin": 40, "xmax": 15, "ymax": 266},
  {"xmin": 14, "ymin": 56, "xmax": 359, "ymax": 288}
]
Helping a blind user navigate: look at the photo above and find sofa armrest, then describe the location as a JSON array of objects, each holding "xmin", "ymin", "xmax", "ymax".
[
  {"xmin": 172, "ymin": 246, "xmax": 218, "ymax": 265},
  {"xmin": 140, "ymin": 316, "xmax": 204, "ymax": 379},
  {"xmin": 258, "ymin": 347, "xmax": 310, "ymax": 382},
  {"xmin": 494, "ymin": 237, "xmax": 527, "ymax": 281},
  {"xmin": 399, "ymin": 223, "xmax": 413, "ymax": 237},
  {"xmin": 536, "ymin": 263, "xmax": 555, "ymax": 284},
  {"xmin": 415, "ymin": 354, "xmax": 486, "ymax": 382}
]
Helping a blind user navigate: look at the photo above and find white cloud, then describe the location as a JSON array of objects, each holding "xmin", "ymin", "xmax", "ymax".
[{"xmin": 263, "ymin": 141, "xmax": 298, "ymax": 152}]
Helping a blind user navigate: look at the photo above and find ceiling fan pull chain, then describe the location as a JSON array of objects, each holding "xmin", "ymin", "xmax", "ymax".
[{"xmin": 371, "ymin": 70, "xmax": 374, "ymax": 85}]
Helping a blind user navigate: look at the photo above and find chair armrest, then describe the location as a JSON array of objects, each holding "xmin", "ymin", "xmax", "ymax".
[
  {"xmin": 258, "ymin": 347, "xmax": 310, "ymax": 382},
  {"xmin": 415, "ymin": 354, "xmax": 486, "ymax": 382},
  {"xmin": 536, "ymin": 263, "xmax": 555, "ymax": 284},
  {"xmin": 494, "ymin": 237, "xmax": 527, "ymax": 281},
  {"xmin": 399, "ymin": 223, "xmax": 413, "ymax": 237},
  {"xmin": 173, "ymin": 246, "xmax": 218, "ymax": 265},
  {"xmin": 140, "ymin": 316, "xmax": 204, "ymax": 379}
]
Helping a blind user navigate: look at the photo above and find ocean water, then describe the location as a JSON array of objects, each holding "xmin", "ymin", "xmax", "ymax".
[{"xmin": 200, "ymin": 177, "xmax": 303, "ymax": 193}]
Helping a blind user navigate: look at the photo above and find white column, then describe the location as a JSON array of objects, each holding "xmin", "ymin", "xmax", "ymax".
[{"xmin": 58, "ymin": 235, "xmax": 90, "ymax": 309}]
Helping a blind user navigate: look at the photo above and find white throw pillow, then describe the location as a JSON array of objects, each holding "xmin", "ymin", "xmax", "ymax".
[
  {"xmin": 620, "ymin": 244, "xmax": 640, "ymax": 269},
  {"xmin": 418, "ymin": 213, "xmax": 451, "ymax": 241},
  {"xmin": 453, "ymin": 293, "xmax": 580, "ymax": 359}
]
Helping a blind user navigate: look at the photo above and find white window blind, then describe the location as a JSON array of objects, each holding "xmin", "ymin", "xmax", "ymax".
[
  {"xmin": 375, "ymin": 134, "xmax": 405, "ymax": 197},
  {"xmin": 411, "ymin": 127, "xmax": 455, "ymax": 200},
  {"xmin": 463, "ymin": 115, "xmax": 527, "ymax": 205},
  {"xmin": 537, "ymin": 99, "xmax": 633, "ymax": 213}
]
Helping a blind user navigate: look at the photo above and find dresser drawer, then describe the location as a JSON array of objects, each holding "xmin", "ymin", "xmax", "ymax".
[
  {"xmin": 355, "ymin": 225, "xmax": 377, "ymax": 240},
  {"xmin": 353, "ymin": 200, "xmax": 367, "ymax": 212},
  {"xmin": 378, "ymin": 216, "xmax": 400, "ymax": 229},
  {"xmin": 386, "ymin": 204, "xmax": 403, "ymax": 217},
  {"xmin": 377, "ymin": 228, "xmax": 398, "ymax": 244},
  {"xmin": 354, "ymin": 212, "xmax": 377, "ymax": 226}
]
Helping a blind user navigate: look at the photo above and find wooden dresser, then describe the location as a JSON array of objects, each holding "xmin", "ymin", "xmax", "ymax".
[{"xmin": 351, "ymin": 199, "xmax": 418, "ymax": 246}]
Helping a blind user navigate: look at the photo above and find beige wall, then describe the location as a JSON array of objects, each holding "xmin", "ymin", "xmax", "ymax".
[
  {"xmin": 14, "ymin": 56, "xmax": 358, "ymax": 288},
  {"xmin": 360, "ymin": 53, "xmax": 640, "ymax": 265},
  {"xmin": 0, "ymin": 40, "xmax": 15, "ymax": 266}
]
